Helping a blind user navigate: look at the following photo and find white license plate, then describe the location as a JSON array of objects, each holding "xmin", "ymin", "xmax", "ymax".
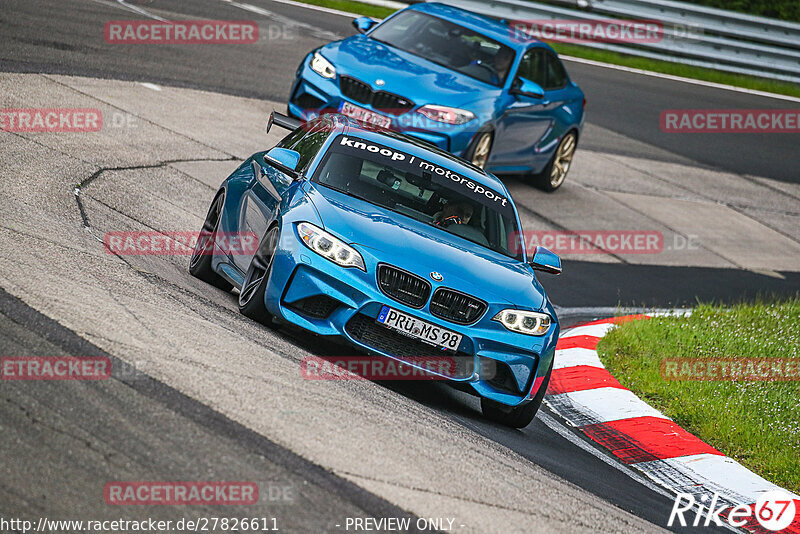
[
  {"xmin": 377, "ymin": 306, "xmax": 462, "ymax": 351},
  {"xmin": 340, "ymin": 101, "xmax": 392, "ymax": 129}
]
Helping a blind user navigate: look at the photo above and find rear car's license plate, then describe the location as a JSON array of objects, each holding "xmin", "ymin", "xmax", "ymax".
[
  {"xmin": 340, "ymin": 101, "xmax": 392, "ymax": 129},
  {"xmin": 377, "ymin": 306, "xmax": 462, "ymax": 351}
]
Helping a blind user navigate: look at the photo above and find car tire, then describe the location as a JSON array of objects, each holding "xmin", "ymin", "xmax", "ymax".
[
  {"xmin": 533, "ymin": 131, "xmax": 577, "ymax": 192},
  {"xmin": 480, "ymin": 358, "xmax": 553, "ymax": 428},
  {"xmin": 465, "ymin": 130, "xmax": 493, "ymax": 170},
  {"xmin": 238, "ymin": 225, "xmax": 279, "ymax": 326},
  {"xmin": 188, "ymin": 192, "xmax": 233, "ymax": 291}
]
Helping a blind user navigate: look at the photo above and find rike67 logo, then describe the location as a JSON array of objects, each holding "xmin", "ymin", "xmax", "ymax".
[{"xmin": 669, "ymin": 491, "xmax": 798, "ymax": 532}]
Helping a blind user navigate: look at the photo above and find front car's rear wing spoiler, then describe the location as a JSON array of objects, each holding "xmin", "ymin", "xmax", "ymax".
[{"xmin": 267, "ymin": 111, "xmax": 302, "ymax": 133}]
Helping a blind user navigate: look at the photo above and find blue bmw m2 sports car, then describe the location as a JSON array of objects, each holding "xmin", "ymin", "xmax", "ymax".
[
  {"xmin": 289, "ymin": 2, "xmax": 585, "ymax": 191},
  {"xmin": 190, "ymin": 112, "xmax": 562, "ymax": 427}
]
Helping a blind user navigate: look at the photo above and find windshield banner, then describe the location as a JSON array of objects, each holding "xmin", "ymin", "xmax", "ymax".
[{"xmin": 331, "ymin": 135, "xmax": 515, "ymax": 218}]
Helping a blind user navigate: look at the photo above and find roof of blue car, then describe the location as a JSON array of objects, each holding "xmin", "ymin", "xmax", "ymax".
[
  {"xmin": 320, "ymin": 116, "xmax": 511, "ymax": 197},
  {"xmin": 408, "ymin": 2, "xmax": 539, "ymax": 51}
]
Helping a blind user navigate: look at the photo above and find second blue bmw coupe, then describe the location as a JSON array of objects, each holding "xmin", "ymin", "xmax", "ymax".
[
  {"xmin": 289, "ymin": 2, "xmax": 585, "ymax": 191},
  {"xmin": 190, "ymin": 112, "xmax": 562, "ymax": 427}
]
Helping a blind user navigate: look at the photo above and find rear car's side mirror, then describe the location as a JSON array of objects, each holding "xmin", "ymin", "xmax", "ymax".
[
  {"xmin": 352, "ymin": 16, "xmax": 378, "ymax": 34},
  {"xmin": 510, "ymin": 77, "xmax": 545, "ymax": 99},
  {"xmin": 264, "ymin": 147, "xmax": 301, "ymax": 178},
  {"xmin": 529, "ymin": 245, "xmax": 562, "ymax": 275}
]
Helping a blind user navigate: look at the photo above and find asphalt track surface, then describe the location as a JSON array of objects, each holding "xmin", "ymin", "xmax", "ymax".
[
  {"xmin": 0, "ymin": 287, "xmax": 429, "ymax": 533},
  {"xmin": 0, "ymin": 0, "xmax": 798, "ymax": 533}
]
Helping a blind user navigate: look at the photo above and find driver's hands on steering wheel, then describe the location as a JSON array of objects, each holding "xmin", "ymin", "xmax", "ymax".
[{"xmin": 437, "ymin": 215, "xmax": 463, "ymax": 227}]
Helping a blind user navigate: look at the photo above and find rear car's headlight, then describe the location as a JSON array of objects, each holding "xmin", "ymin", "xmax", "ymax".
[
  {"xmin": 297, "ymin": 222, "xmax": 365, "ymax": 271},
  {"xmin": 493, "ymin": 309, "xmax": 552, "ymax": 336},
  {"xmin": 310, "ymin": 52, "xmax": 336, "ymax": 79},
  {"xmin": 417, "ymin": 105, "xmax": 475, "ymax": 125}
]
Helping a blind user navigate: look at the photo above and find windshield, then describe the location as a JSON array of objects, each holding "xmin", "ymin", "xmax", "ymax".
[
  {"xmin": 369, "ymin": 11, "xmax": 516, "ymax": 87},
  {"xmin": 313, "ymin": 135, "xmax": 523, "ymax": 260}
]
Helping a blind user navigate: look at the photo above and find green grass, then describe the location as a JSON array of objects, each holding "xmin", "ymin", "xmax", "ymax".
[
  {"xmin": 291, "ymin": 0, "xmax": 394, "ymax": 19},
  {"xmin": 597, "ymin": 299, "xmax": 800, "ymax": 494},
  {"xmin": 294, "ymin": 0, "xmax": 800, "ymax": 98}
]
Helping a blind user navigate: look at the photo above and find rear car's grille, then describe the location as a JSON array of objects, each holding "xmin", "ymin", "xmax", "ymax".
[
  {"xmin": 345, "ymin": 314, "xmax": 473, "ymax": 379},
  {"xmin": 339, "ymin": 76, "xmax": 414, "ymax": 116},
  {"xmin": 285, "ymin": 295, "xmax": 339, "ymax": 319},
  {"xmin": 340, "ymin": 76, "xmax": 371, "ymax": 104},
  {"xmin": 377, "ymin": 264, "xmax": 431, "ymax": 309},
  {"xmin": 430, "ymin": 288, "xmax": 487, "ymax": 325}
]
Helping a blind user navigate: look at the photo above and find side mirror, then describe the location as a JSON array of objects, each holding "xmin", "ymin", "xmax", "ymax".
[
  {"xmin": 352, "ymin": 16, "xmax": 378, "ymax": 34},
  {"xmin": 511, "ymin": 77, "xmax": 545, "ymax": 99},
  {"xmin": 529, "ymin": 245, "xmax": 562, "ymax": 275},
  {"xmin": 264, "ymin": 147, "xmax": 301, "ymax": 178}
]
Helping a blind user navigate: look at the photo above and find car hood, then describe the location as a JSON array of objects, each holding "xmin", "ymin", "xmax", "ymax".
[
  {"xmin": 321, "ymin": 35, "xmax": 499, "ymax": 109},
  {"xmin": 303, "ymin": 182, "xmax": 545, "ymax": 310}
]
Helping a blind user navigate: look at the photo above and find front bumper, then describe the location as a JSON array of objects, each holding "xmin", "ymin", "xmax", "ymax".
[
  {"xmin": 264, "ymin": 222, "xmax": 558, "ymax": 407},
  {"xmin": 289, "ymin": 56, "xmax": 481, "ymax": 158}
]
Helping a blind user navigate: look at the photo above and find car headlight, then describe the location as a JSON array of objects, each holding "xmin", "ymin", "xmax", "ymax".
[
  {"xmin": 310, "ymin": 52, "xmax": 336, "ymax": 79},
  {"xmin": 417, "ymin": 105, "xmax": 475, "ymax": 125},
  {"xmin": 297, "ymin": 222, "xmax": 365, "ymax": 271},
  {"xmin": 493, "ymin": 309, "xmax": 552, "ymax": 336}
]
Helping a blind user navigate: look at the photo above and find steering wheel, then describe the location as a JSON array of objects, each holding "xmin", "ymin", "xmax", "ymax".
[{"xmin": 470, "ymin": 60, "xmax": 500, "ymax": 84}]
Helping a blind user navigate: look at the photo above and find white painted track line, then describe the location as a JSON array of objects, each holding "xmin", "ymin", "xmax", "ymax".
[
  {"xmin": 561, "ymin": 55, "xmax": 800, "ymax": 104},
  {"xmin": 553, "ymin": 347, "xmax": 604, "ymax": 369},
  {"xmin": 644, "ymin": 453, "xmax": 800, "ymax": 504},
  {"xmin": 554, "ymin": 387, "xmax": 671, "ymax": 423},
  {"xmin": 561, "ymin": 322, "xmax": 618, "ymax": 339}
]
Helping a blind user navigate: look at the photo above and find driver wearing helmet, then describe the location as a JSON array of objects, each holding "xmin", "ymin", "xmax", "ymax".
[{"xmin": 434, "ymin": 201, "xmax": 474, "ymax": 227}]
